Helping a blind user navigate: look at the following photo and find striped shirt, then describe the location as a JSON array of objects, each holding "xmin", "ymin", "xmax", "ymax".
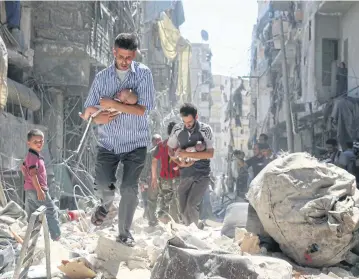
[{"xmin": 84, "ymin": 61, "xmax": 156, "ymax": 154}]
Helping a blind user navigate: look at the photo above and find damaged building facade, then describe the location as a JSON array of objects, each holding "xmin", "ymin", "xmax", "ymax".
[
  {"xmin": 0, "ymin": 1, "xmax": 188, "ymax": 209},
  {"xmin": 250, "ymin": 0, "xmax": 359, "ymax": 152}
]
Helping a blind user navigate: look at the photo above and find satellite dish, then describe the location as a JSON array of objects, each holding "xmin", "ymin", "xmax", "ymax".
[{"xmin": 201, "ymin": 30, "xmax": 209, "ymax": 41}]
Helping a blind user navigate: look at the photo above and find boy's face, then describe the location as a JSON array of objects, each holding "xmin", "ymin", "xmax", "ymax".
[{"xmin": 27, "ymin": 135, "xmax": 44, "ymax": 153}]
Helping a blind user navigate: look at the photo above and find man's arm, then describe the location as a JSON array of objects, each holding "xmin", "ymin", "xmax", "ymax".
[
  {"xmin": 84, "ymin": 75, "xmax": 117, "ymax": 124},
  {"xmin": 177, "ymin": 125, "xmax": 215, "ymax": 160},
  {"xmin": 100, "ymin": 70, "xmax": 156, "ymax": 116}
]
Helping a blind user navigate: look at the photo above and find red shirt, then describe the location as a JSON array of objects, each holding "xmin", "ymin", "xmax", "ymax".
[
  {"xmin": 23, "ymin": 149, "xmax": 48, "ymax": 191},
  {"xmin": 154, "ymin": 139, "xmax": 179, "ymax": 179}
]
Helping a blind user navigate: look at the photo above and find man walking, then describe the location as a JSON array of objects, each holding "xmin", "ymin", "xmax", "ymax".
[
  {"xmin": 167, "ymin": 103, "xmax": 215, "ymax": 227},
  {"xmin": 83, "ymin": 33, "xmax": 155, "ymax": 247},
  {"xmin": 150, "ymin": 122, "xmax": 181, "ymax": 224},
  {"xmin": 139, "ymin": 134, "xmax": 162, "ymax": 222}
]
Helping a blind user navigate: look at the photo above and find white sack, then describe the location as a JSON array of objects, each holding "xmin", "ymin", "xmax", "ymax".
[{"xmin": 247, "ymin": 152, "xmax": 359, "ymax": 267}]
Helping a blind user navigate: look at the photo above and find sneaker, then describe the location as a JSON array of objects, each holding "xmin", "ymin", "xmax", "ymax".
[{"xmin": 116, "ymin": 235, "xmax": 135, "ymax": 247}]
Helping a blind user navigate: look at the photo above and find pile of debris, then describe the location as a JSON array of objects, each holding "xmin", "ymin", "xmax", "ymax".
[{"xmin": 2, "ymin": 152, "xmax": 359, "ymax": 279}]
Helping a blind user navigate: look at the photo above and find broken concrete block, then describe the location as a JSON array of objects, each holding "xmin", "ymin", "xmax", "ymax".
[
  {"xmin": 327, "ymin": 272, "xmax": 341, "ymax": 278},
  {"xmin": 146, "ymin": 245, "xmax": 162, "ymax": 267},
  {"xmin": 95, "ymin": 235, "xmax": 147, "ymax": 262},
  {"xmin": 152, "ymin": 242, "xmax": 293, "ymax": 279},
  {"xmin": 213, "ymin": 235, "xmax": 233, "ymax": 248},
  {"xmin": 240, "ymin": 232, "xmax": 261, "ymax": 254},
  {"xmin": 318, "ymin": 273, "xmax": 336, "ymax": 279},
  {"xmin": 127, "ymin": 257, "xmax": 148, "ymax": 270},
  {"xmin": 327, "ymin": 267, "xmax": 354, "ymax": 278}
]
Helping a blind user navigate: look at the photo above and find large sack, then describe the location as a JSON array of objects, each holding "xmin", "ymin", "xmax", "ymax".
[
  {"xmin": 221, "ymin": 202, "xmax": 248, "ymax": 238},
  {"xmin": 151, "ymin": 236, "xmax": 293, "ymax": 279},
  {"xmin": 247, "ymin": 152, "xmax": 359, "ymax": 267}
]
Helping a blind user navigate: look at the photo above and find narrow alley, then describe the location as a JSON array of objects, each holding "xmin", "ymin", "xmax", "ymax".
[{"xmin": 1, "ymin": 1, "xmax": 359, "ymax": 279}]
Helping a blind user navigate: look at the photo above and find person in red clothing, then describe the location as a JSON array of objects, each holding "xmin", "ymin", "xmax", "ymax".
[{"xmin": 149, "ymin": 122, "xmax": 181, "ymax": 224}]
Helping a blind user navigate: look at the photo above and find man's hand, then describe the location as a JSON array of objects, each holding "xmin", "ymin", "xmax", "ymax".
[
  {"xmin": 177, "ymin": 160, "xmax": 195, "ymax": 168},
  {"xmin": 151, "ymin": 177, "xmax": 158, "ymax": 189},
  {"xmin": 93, "ymin": 111, "xmax": 118, "ymax": 124},
  {"xmin": 139, "ymin": 182, "xmax": 148, "ymax": 192},
  {"xmin": 37, "ymin": 189, "xmax": 46, "ymax": 201},
  {"xmin": 100, "ymin": 97, "xmax": 118, "ymax": 109},
  {"xmin": 175, "ymin": 149, "xmax": 188, "ymax": 159}
]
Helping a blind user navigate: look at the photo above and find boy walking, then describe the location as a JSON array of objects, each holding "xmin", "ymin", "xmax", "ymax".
[{"xmin": 22, "ymin": 129, "xmax": 61, "ymax": 241}]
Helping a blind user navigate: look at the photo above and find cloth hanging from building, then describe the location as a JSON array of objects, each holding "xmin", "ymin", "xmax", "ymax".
[
  {"xmin": 4, "ymin": 1, "xmax": 20, "ymax": 29},
  {"xmin": 225, "ymin": 84, "xmax": 243, "ymax": 127},
  {"xmin": 157, "ymin": 12, "xmax": 191, "ymax": 101},
  {"xmin": 0, "ymin": 35, "xmax": 7, "ymax": 110},
  {"xmin": 144, "ymin": 0, "xmax": 185, "ymax": 28}
]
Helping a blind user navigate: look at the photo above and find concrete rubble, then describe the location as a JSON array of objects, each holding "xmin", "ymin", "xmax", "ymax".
[{"xmin": 0, "ymin": 193, "xmax": 359, "ymax": 279}]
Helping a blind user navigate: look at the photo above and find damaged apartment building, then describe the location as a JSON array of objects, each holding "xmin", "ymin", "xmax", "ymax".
[
  {"xmin": 250, "ymin": 1, "xmax": 359, "ymax": 153},
  {"xmin": 0, "ymin": 1, "xmax": 188, "ymax": 210}
]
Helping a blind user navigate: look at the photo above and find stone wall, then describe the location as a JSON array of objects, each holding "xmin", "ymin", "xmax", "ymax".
[{"xmin": 31, "ymin": 1, "xmax": 104, "ymax": 87}]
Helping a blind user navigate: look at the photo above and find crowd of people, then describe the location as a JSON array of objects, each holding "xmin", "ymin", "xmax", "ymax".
[
  {"xmin": 21, "ymin": 33, "xmax": 216, "ymax": 247},
  {"xmin": 21, "ymin": 32, "xmax": 358, "ymax": 250},
  {"xmin": 229, "ymin": 133, "xmax": 277, "ymax": 201},
  {"xmin": 321, "ymin": 138, "xmax": 358, "ymax": 183}
]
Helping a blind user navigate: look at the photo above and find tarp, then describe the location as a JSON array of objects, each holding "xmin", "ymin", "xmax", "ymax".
[
  {"xmin": 247, "ymin": 152, "xmax": 359, "ymax": 267},
  {"xmin": 151, "ymin": 236, "xmax": 293, "ymax": 279}
]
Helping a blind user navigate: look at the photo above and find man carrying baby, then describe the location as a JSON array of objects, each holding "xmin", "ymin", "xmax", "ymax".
[
  {"xmin": 83, "ymin": 33, "xmax": 155, "ymax": 247},
  {"xmin": 167, "ymin": 103, "xmax": 215, "ymax": 228}
]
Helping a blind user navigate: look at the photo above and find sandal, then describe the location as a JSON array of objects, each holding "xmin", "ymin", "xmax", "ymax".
[
  {"xmin": 91, "ymin": 206, "xmax": 108, "ymax": 226},
  {"xmin": 116, "ymin": 235, "xmax": 135, "ymax": 247}
]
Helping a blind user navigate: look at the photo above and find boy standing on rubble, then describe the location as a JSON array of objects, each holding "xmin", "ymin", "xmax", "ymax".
[{"xmin": 22, "ymin": 129, "xmax": 61, "ymax": 241}]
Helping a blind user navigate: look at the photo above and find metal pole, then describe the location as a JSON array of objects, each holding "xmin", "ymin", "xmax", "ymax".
[
  {"xmin": 227, "ymin": 77, "xmax": 234, "ymax": 193},
  {"xmin": 279, "ymin": 17, "xmax": 294, "ymax": 152}
]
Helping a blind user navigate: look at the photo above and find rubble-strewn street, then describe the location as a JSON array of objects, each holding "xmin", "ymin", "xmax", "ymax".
[
  {"xmin": 2, "ymin": 1, "xmax": 359, "ymax": 279},
  {"xmin": 3, "ymin": 182, "xmax": 359, "ymax": 279}
]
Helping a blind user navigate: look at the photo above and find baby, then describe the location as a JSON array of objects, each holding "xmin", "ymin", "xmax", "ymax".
[
  {"xmin": 79, "ymin": 89, "xmax": 138, "ymax": 121},
  {"xmin": 173, "ymin": 141, "xmax": 206, "ymax": 170}
]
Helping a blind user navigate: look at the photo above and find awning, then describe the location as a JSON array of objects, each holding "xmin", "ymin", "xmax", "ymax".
[{"xmin": 7, "ymin": 78, "xmax": 41, "ymax": 111}]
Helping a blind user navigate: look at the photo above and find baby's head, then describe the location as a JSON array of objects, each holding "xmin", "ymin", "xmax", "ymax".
[
  {"xmin": 116, "ymin": 89, "xmax": 138, "ymax": 104},
  {"xmin": 195, "ymin": 141, "xmax": 206, "ymax": 152}
]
